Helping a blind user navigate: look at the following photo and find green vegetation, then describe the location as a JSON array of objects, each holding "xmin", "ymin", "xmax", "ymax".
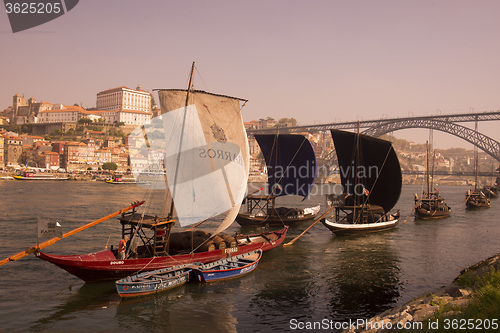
[
  {"xmin": 78, "ymin": 118, "xmax": 93, "ymax": 125},
  {"xmin": 102, "ymin": 162, "xmax": 118, "ymax": 171},
  {"xmin": 455, "ymin": 267, "xmax": 500, "ymax": 318},
  {"xmin": 107, "ymin": 127, "xmax": 125, "ymax": 137},
  {"xmin": 0, "ymin": 124, "xmax": 32, "ymax": 134},
  {"xmin": 278, "ymin": 117, "xmax": 297, "ymax": 127},
  {"xmin": 403, "ymin": 267, "xmax": 500, "ymax": 332}
]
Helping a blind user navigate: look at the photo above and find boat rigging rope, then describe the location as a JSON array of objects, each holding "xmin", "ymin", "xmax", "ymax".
[
  {"xmin": 361, "ymin": 145, "xmax": 393, "ymax": 207},
  {"xmin": 259, "ymin": 135, "xmax": 311, "ymax": 227}
]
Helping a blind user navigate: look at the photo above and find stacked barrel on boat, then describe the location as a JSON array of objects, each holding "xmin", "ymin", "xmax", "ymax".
[{"xmin": 169, "ymin": 230, "xmax": 238, "ymax": 253}]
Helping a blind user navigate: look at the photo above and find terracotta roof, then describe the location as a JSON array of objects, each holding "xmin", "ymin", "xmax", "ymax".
[
  {"xmin": 22, "ymin": 135, "xmax": 44, "ymax": 139},
  {"xmin": 79, "ymin": 110, "xmax": 102, "ymax": 116},
  {"xmin": 5, "ymin": 136, "xmax": 22, "ymax": 140}
]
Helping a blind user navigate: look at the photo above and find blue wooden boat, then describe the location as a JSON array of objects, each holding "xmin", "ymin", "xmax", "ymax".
[
  {"xmin": 191, "ymin": 250, "xmax": 262, "ymax": 282},
  {"xmin": 115, "ymin": 264, "xmax": 195, "ymax": 297}
]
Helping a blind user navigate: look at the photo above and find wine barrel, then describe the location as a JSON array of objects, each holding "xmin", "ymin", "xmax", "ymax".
[
  {"xmin": 222, "ymin": 235, "xmax": 237, "ymax": 248},
  {"xmin": 196, "ymin": 238, "xmax": 216, "ymax": 252},
  {"xmin": 212, "ymin": 235, "xmax": 226, "ymax": 249}
]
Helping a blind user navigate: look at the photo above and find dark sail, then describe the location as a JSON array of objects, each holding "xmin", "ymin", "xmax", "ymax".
[
  {"xmin": 331, "ymin": 129, "xmax": 402, "ymax": 213},
  {"xmin": 255, "ymin": 134, "xmax": 317, "ymax": 199}
]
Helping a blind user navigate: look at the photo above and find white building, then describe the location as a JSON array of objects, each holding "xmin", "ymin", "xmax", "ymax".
[
  {"xmin": 37, "ymin": 106, "xmax": 104, "ymax": 123},
  {"xmin": 96, "ymin": 85, "xmax": 152, "ymax": 113},
  {"xmin": 37, "ymin": 105, "xmax": 82, "ymax": 123}
]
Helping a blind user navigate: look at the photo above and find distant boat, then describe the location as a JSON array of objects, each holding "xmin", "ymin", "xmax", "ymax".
[
  {"xmin": 13, "ymin": 170, "xmax": 68, "ymax": 181},
  {"xmin": 105, "ymin": 174, "xmax": 146, "ymax": 184},
  {"xmin": 480, "ymin": 185, "xmax": 498, "ymax": 199},
  {"xmin": 465, "ymin": 189, "xmax": 490, "ymax": 209},
  {"xmin": 115, "ymin": 263, "xmax": 195, "ymax": 298},
  {"xmin": 236, "ymin": 134, "xmax": 320, "ymax": 226},
  {"xmin": 191, "ymin": 249, "xmax": 262, "ymax": 282},
  {"xmin": 414, "ymin": 143, "xmax": 451, "ymax": 219},
  {"xmin": 465, "ymin": 134, "xmax": 490, "ymax": 210},
  {"xmin": 322, "ymin": 129, "xmax": 401, "ymax": 235}
]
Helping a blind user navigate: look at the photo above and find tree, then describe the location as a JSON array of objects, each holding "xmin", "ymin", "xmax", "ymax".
[
  {"xmin": 102, "ymin": 162, "xmax": 118, "ymax": 171},
  {"xmin": 78, "ymin": 118, "xmax": 93, "ymax": 125},
  {"xmin": 151, "ymin": 96, "xmax": 157, "ymax": 111},
  {"xmin": 278, "ymin": 118, "xmax": 297, "ymax": 127}
]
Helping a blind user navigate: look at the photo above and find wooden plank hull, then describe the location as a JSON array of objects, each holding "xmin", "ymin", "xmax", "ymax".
[
  {"xmin": 191, "ymin": 250, "xmax": 262, "ymax": 282},
  {"xmin": 37, "ymin": 227, "xmax": 288, "ymax": 282},
  {"xmin": 466, "ymin": 201, "xmax": 491, "ymax": 209},
  {"xmin": 235, "ymin": 204, "xmax": 320, "ymax": 226},
  {"xmin": 115, "ymin": 265, "xmax": 193, "ymax": 297},
  {"xmin": 322, "ymin": 213, "xmax": 399, "ymax": 236},
  {"xmin": 414, "ymin": 207, "xmax": 451, "ymax": 219}
]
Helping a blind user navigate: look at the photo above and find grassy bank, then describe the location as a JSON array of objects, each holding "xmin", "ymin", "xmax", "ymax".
[{"xmin": 412, "ymin": 266, "xmax": 500, "ymax": 332}]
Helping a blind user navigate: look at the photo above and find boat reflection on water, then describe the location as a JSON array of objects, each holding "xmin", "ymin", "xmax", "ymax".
[
  {"xmin": 116, "ymin": 279, "xmax": 240, "ymax": 332},
  {"xmin": 29, "ymin": 282, "xmax": 118, "ymax": 332},
  {"xmin": 326, "ymin": 233, "xmax": 402, "ymax": 320}
]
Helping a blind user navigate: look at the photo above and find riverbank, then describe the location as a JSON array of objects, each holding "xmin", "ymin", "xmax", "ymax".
[
  {"xmin": 0, "ymin": 170, "xmax": 110, "ymax": 181},
  {"xmin": 345, "ymin": 252, "xmax": 500, "ymax": 332}
]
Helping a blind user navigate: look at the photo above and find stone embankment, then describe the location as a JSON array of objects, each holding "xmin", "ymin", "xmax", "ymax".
[{"xmin": 344, "ymin": 252, "xmax": 500, "ymax": 333}]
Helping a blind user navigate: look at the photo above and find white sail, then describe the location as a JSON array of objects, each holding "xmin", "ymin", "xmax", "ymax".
[{"xmin": 128, "ymin": 90, "xmax": 249, "ymax": 231}]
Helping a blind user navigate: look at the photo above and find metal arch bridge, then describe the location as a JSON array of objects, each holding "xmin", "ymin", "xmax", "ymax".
[{"xmin": 247, "ymin": 110, "xmax": 500, "ymax": 162}]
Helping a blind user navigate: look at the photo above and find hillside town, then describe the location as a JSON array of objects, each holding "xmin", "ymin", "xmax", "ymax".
[{"xmin": 0, "ymin": 87, "xmax": 498, "ymax": 185}]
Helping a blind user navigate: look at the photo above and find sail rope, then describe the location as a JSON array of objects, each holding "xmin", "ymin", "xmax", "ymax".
[
  {"xmin": 361, "ymin": 145, "xmax": 392, "ymax": 208},
  {"xmin": 262, "ymin": 135, "xmax": 311, "ymax": 227},
  {"xmin": 194, "ymin": 64, "xmax": 210, "ymax": 92}
]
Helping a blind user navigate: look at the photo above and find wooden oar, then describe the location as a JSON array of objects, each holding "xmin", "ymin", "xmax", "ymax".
[
  {"xmin": 0, "ymin": 201, "xmax": 145, "ymax": 266},
  {"xmin": 460, "ymin": 192, "xmax": 472, "ymax": 211},
  {"xmin": 283, "ymin": 206, "xmax": 335, "ymax": 247},
  {"xmin": 403, "ymin": 198, "xmax": 421, "ymax": 224}
]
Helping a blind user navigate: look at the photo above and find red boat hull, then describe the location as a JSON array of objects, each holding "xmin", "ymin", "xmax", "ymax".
[{"xmin": 38, "ymin": 227, "xmax": 288, "ymax": 282}]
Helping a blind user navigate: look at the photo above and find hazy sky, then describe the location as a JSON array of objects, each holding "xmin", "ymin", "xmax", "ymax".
[{"xmin": 1, "ymin": 0, "xmax": 500, "ymax": 149}]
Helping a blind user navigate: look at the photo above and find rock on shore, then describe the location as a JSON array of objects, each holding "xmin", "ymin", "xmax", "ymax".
[{"xmin": 343, "ymin": 252, "xmax": 500, "ymax": 333}]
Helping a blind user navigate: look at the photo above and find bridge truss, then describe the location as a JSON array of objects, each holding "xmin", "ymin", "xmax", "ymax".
[{"xmin": 248, "ymin": 111, "xmax": 500, "ymax": 162}]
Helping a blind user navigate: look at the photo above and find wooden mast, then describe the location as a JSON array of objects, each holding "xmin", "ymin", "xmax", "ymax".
[
  {"xmin": 430, "ymin": 150, "xmax": 436, "ymax": 193},
  {"xmin": 354, "ymin": 121, "xmax": 360, "ymax": 221},
  {"xmin": 426, "ymin": 141, "xmax": 430, "ymax": 196},
  {"xmin": 474, "ymin": 118, "xmax": 479, "ymax": 191},
  {"xmin": 168, "ymin": 61, "xmax": 195, "ymax": 219}
]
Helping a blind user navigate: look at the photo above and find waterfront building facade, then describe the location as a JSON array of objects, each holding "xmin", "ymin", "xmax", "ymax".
[
  {"xmin": 63, "ymin": 142, "xmax": 94, "ymax": 169},
  {"xmin": 94, "ymin": 149, "xmax": 112, "ymax": 164},
  {"xmin": 38, "ymin": 151, "xmax": 60, "ymax": 170},
  {"xmin": 0, "ymin": 135, "xmax": 4, "ymax": 169},
  {"xmin": 4, "ymin": 136, "xmax": 22, "ymax": 167}
]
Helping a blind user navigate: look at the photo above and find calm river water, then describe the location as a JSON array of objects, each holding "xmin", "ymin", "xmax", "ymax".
[{"xmin": 0, "ymin": 181, "xmax": 499, "ymax": 332}]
